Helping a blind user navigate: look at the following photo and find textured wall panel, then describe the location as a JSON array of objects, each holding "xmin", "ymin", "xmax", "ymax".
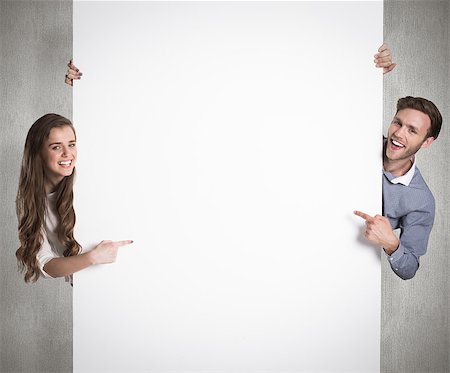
[
  {"xmin": 382, "ymin": 1, "xmax": 449, "ymax": 372},
  {"xmin": 0, "ymin": 1, "xmax": 73, "ymax": 372}
]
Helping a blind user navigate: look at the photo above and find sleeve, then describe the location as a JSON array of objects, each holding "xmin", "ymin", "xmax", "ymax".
[
  {"xmin": 387, "ymin": 197, "xmax": 435, "ymax": 280},
  {"xmin": 36, "ymin": 232, "xmax": 57, "ymax": 279}
]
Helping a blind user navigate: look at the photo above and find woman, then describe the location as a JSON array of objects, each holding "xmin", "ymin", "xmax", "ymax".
[{"xmin": 16, "ymin": 114, "xmax": 132, "ymax": 283}]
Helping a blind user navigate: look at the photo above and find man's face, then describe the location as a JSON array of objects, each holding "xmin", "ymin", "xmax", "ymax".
[{"xmin": 386, "ymin": 108, "xmax": 434, "ymax": 162}]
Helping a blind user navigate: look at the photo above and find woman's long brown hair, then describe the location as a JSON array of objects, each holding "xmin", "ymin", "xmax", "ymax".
[{"xmin": 16, "ymin": 114, "xmax": 82, "ymax": 282}]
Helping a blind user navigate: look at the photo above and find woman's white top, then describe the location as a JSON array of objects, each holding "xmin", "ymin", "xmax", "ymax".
[{"xmin": 36, "ymin": 192, "xmax": 71, "ymax": 283}]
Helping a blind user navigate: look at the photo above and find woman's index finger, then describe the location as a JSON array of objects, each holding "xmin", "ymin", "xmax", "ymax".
[{"xmin": 114, "ymin": 240, "xmax": 134, "ymax": 247}]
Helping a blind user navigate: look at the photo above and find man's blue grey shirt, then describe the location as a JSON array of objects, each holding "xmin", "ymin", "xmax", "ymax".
[{"xmin": 383, "ymin": 164, "xmax": 435, "ymax": 280}]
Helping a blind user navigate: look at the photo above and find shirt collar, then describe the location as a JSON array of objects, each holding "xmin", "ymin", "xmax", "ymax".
[{"xmin": 384, "ymin": 157, "xmax": 416, "ymax": 186}]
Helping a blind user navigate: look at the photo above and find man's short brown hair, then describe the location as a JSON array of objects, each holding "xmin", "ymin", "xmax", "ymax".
[{"xmin": 396, "ymin": 96, "xmax": 442, "ymax": 139}]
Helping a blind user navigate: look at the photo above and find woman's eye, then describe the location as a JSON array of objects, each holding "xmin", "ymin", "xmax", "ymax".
[
  {"xmin": 69, "ymin": 143, "xmax": 76, "ymax": 147},
  {"xmin": 52, "ymin": 146, "xmax": 61, "ymax": 150}
]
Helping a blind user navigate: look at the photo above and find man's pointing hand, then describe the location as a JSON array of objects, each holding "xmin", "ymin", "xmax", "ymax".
[{"xmin": 354, "ymin": 210, "xmax": 399, "ymax": 255}]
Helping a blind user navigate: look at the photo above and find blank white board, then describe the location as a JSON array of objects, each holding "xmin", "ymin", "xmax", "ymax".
[{"xmin": 73, "ymin": 2, "xmax": 382, "ymax": 372}]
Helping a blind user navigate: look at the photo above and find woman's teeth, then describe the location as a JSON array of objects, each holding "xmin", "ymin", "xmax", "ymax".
[{"xmin": 58, "ymin": 160, "xmax": 72, "ymax": 165}]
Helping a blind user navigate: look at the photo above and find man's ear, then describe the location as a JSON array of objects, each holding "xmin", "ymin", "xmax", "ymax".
[{"xmin": 421, "ymin": 136, "xmax": 435, "ymax": 149}]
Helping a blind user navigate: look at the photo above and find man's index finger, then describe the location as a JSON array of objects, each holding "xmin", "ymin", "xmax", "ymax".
[{"xmin": 354, "ymin": 210, "xmax": 374, "ymax": 222}]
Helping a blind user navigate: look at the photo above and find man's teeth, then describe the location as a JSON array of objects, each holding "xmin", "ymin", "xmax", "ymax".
[
  {"xmin": 59, "ymin": 161, "xmax": 72, "ymax": 165},
  {"xmin": 392, "ymin": 140, "xmax": 405, "ymax": 148}
]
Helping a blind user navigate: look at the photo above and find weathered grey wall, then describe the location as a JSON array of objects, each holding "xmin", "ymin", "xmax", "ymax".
[
  {"xmin": 0, "ymin": 1, "xmax": 73, "ymax": 372},
  {"xmin": 1, "ymin": 1, "xmax": 449, "ymax": 372},
  {"xmin": 382, "ymin": 1, "xmax": 449, "ymax": 372}
]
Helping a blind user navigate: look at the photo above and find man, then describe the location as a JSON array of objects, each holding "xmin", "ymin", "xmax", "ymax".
[{"xmin": 355, "ymin": 97, "xmax": 442, "ymax": 280}]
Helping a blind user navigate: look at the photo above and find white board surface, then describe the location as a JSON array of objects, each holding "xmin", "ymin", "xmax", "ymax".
[{"xmin": 73, "ymin": 2, "xmax": 382, "ymax": 372}]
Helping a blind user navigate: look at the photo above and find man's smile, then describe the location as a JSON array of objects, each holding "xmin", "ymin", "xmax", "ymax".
[{"xmin": 390, "ymin": 138, "xmax": 405, "ymax": 150}]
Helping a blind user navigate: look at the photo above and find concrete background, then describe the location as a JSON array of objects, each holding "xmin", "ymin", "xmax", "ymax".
[
  {"xmin": 382, "ymin": 1, "xmax": 449, "ymax": 372},
  {"xmin": 0, "ymin": 1, "xmax": 73, "ymax": 372},
  {"xmin": 0, "ymin": 1, "xmax": 448, "ymax": 372}
]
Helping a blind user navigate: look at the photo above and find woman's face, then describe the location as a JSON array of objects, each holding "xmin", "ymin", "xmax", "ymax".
[{"xmin": 41, "ymin": 125, "xmax": 77, "ymax": 190}]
